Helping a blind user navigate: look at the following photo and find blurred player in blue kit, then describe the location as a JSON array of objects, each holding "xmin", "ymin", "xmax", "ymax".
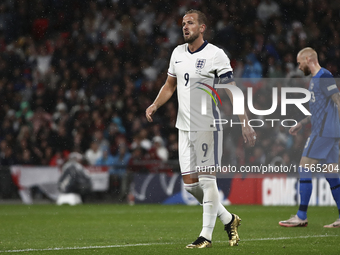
[
  {"xmin": 279, "ymin": 47, "xmax": 340, "ymax": 228},
  {"xmin": 146, "ymin": 10, "xmax": 256, "ymax": 248}
]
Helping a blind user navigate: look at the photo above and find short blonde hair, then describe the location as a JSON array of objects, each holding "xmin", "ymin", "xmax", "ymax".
[{"xmin": 297, "ymin": 47, "xmax": 318, "ymax": 60}]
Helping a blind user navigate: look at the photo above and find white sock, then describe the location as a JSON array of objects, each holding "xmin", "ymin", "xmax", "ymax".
[
  {"xmin": 184, "ymin": 182, "xmax": 203, "ymax": 204},
  {"xmin": 184, "ymin": 182, "xmax": 232, "ymax": 225},
  {"xmin": 198, "ymin": 176, "xmax": 219, "ymax": 241},
  {"xmin": 218, "ymin": 204, "xmax": 232, "ymax": 225}
]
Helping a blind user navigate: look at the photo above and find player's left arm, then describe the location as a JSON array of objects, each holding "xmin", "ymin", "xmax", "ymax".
[
  {"xmin": 222, "ymin": 79, "xmax": 256, "ymax": 147},
  {"xmin": 214, "ymin": 49, "xmax": 256, "ymax": 146},
  {"xmin": 331, "ymin": 92, "xmax": 340, "ymax": 120},
  {"xmin": 319, "ymin": 73, "xmax": 340, "ymax": 119}
]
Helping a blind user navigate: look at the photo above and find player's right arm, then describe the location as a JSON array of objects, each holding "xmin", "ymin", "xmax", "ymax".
[
  {"xmin": 146, "ymin": 75, "xmax": 177, "ymax": 122},
  {"xmin": 289, "ymin": 116, "xmax": 311, "ymax": 135}
]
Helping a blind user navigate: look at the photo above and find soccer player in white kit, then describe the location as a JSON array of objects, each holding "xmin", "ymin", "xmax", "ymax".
[{"xmin": 146, "ymin": 9, "xmax": 256, "ymax": 248}]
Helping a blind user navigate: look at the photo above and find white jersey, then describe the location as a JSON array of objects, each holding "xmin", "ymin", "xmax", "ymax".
[{"xmin": 167, "ymin": 41, "xmax": 233, "ymax": 131}]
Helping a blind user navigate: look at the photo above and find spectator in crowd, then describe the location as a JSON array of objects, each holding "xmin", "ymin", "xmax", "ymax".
[
  {"xmin": 0, "ymin": 146, "xmax": 16, "ymax": 166},
  {"xmin": 257, "ymin": 0, "xmax": 280, "ymax": 24},
  {"xmin": 85, "ymin": 141, "xmax": 103, "ymax": 165},
  {"xmin": 95, "ymin": 147, "xmax": 115, "ymax": 170},
  {"xmin": 150, "ymin": 136, "xmax": 169, "ymax": 162},
  {"xmin": 130, "ymin": 129, "xmax": 152, "ymax": 151},
  {"xmin": 242, "ymin": 53, "xmax": 263, "ymax": 86},
  {"xmin": 15, "ymin": 102, "xmax": 33, "ymax": 122},
  {"xmin": 52, "ymin": 102, "xmax": 68, "ymax": 127},
  {"xmin": 49, "ymin": 150, "xmax": 69, "ymax": 167},
  {"xmin": 93, "ymin": 130, "xmax": 110, "ymax": 152}
]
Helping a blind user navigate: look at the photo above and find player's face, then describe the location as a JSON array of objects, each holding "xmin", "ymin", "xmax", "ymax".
[
  {"xmin": 182, "ymin": 13, "xmax": 202, "ymax": 44},
  {"xmin": 297, "ymin": 55, "xmax": 311, "ymax": 76}
]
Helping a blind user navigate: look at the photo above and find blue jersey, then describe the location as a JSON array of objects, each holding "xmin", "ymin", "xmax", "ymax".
[{"xmin": 309, "ymin": 68, "xmax": 340, "ymax": 138}]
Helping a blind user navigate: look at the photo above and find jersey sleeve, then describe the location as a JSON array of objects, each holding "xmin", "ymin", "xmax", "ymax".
[
  {"xmin": 319, "ymin": 73, "xmax": 339, "ymax": 97},
  {"xmin": 213, "ymin": 49, "xmax": 233, "ymax": 77},
  {"xmin": 167, "ymin": 49, "xmax": 176, "ymax": 77}
]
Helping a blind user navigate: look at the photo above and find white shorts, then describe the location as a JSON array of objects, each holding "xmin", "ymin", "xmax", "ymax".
[{"xmin": 178, "ymin": 130, "xmax": 223, "ymax": 175}]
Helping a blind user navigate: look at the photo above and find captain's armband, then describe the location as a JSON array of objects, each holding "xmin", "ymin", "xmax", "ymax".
[{"xmin": 218, "ymin": 71, "xmax": 234, "ymax": 84}]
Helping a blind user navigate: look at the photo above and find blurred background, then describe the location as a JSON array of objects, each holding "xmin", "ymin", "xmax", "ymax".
[{"xmin": 0, "ymin": 0, "xmax": 339, "ymax": 204}]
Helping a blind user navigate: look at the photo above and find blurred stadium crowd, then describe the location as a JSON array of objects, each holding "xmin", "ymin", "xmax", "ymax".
[{"xmin": 0, "ymin": 0, "xmax": 340, "ymax": 175}]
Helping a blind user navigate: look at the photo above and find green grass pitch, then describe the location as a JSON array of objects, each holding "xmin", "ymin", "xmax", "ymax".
[{"xmin": 0, "ymin": 204, "xmax": 339, "ymax": 254}]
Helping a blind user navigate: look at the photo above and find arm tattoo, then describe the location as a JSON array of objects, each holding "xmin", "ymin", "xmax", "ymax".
[
  {"xmin": 331, "ymin": 92, "xmax": 340, "ymax": 106},
  {"xmin": 331, "ymin": 92, "xmax": 340, "ymax": 120}
]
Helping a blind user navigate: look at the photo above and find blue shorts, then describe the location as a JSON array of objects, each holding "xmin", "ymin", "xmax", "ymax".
[{"xmin": 302, "ymin": 135, "xmax": 339, "ymax": 164}]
